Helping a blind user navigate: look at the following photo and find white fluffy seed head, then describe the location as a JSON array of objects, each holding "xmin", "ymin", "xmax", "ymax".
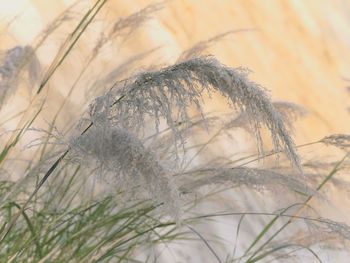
[
  {"xmin": 91, "ymin": 56, "xmax": 302, "ymax": 172},
  {"xmin": 0, "ymin": 45, "xmax": 41, "ymax": 107},
  {"xmin": 72, "ymin": 55, "xmax": 304, "ymax": 218},
  {"xmin": 70, "ymin": 122, "xmax": 181, "ymax": 218}
]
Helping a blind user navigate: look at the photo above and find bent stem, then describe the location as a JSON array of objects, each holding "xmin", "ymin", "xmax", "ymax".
[
  {"xmin": 0, "ymin": 150, "xmax": 69, "ymax": 243},
  {"xmin": 0, "ymin": 0, "xmax": 108, "ymax": 243},
  {"xmin": 243, "ymin": 153, "xmax": 348, "ymax": 263},
  {"xmin": 37, "ymin": 0, "xmax": 108, "ymax": 94},
  {"xmin": 0, "ymin": 79, "xmax": 130, "ymax": 243}
]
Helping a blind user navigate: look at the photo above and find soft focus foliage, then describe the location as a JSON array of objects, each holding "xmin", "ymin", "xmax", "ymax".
[{"xmin": 0, "ymin": 45, "xmax": 40, "ymax": 106}]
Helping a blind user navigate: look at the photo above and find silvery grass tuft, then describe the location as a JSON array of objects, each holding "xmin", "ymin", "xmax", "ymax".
[
  {"xmin": 68, "ymin": 55, "xmax": 304, "ymax": 218},
  {"xmin": 179, "ymin": 167, "xmax": 315, "ymax": 196},
  {"xmin": 226, "ymin": 101, "xmax": 307, "ymax": 138},
  {"xmin": 85, "ymin": 56, "xmax": 302, "ymax": 169},
  {"xmin": 91, "ymin": 2, "xmax": 163, "ymax": 60},
  {"xmin": 0, "ymin": 45, "xmax": 40, "ymax": 106},
  {"xmin": 70, "ymin": 121, "xmax": 181, "ymax": 217}
]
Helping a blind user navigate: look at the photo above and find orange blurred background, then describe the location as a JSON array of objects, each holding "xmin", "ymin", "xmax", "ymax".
[{"xmin": 1, "ymin": 0, "xmax": 349, "ymax": 145}]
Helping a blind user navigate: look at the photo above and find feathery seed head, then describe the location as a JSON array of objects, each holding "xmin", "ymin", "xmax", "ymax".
[
  {"xmin": 70, "ymin": 121, "xmax": 181, "ymax": 217},
  {"xmin": 96, "ymin": 56, "xmax": 302, "ymax": 171},
  {"xmin": 180, "ymin": 167, "xmax": 313, "ymax": 195},
  {"xmin": 0, "ymin": 45, "xmax": 40, "ymax": 107},
  {"xmin": 321, "ymin": 134, "xmax": 350, "ymax": 151}
]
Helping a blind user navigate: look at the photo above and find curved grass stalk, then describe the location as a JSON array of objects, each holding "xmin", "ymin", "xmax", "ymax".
[
  {"xmin": 0, "ymin": 0, "xmax": 108, "ymax": 241},
  {"xmin": 243, "ymin": 153, "xmax": 348, "ymax": 263},
  {"xmin": 249, "ymin": 244, "xmax": 322, "ymax": 263},
  {"xmin": 0, "ymin": 0, "xmax": 107, "ymax": 168},
  {"xmin": 37, "ymin": 0, "xmax": 108, "ymax": 94}
]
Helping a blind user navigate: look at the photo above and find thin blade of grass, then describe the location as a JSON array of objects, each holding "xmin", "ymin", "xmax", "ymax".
[
  {"xmin": 245, "ymin": 154, "xmax": 348, "ymax": 262},
  {"xmin": 37, "ymin": 0, "xmax": 108, "ymax": 94}
]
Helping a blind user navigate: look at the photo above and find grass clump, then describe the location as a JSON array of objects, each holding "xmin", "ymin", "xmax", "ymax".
[{"xmin": 0, "ymin": 1, "xmax": 349, "ymax": 262}]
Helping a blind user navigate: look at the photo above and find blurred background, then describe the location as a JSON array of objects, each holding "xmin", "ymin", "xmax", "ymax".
[{"xmin": 1, "ymin": 0, "xmax": 349, "ymax": 141}]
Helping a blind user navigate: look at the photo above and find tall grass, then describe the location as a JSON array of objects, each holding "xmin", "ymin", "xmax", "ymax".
[{"xmin": 0, "ymin": 1, "xmax": 349, "ymax": 262}]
